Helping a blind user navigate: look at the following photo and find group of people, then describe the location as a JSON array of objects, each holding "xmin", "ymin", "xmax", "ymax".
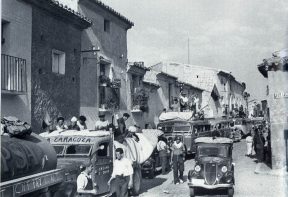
[
  {"xmin": 245, "ymin": 125, "xmax": 271, "ymax": 164},
  {"xmin": 157, "ymin": 135, "xmax": 186, "ymax": 185},
  {"xmin": 170, "ymin": 91, "xmax": 200, "ymax": 114}
]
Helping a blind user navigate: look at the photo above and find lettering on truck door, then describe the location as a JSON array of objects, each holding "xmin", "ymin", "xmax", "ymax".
[{"xmin": 92, "ymin": 141, "xmax": 113, "ymax": 195}]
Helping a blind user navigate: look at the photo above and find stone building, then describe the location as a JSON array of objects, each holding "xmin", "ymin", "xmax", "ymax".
[
  {"xmin": 150, "ymin": 62, "xmax": 246, "ymax": 119},
  {"xmin": 1, "ymin": 0, "xmax": 32, "ymax": 123},
  {"xmin": 258, "ymin": 49, "xmax": 288, "ymax": 170},
  {"xmin": 77, "ymin": 0, "xmax": 134, "ymax": 128}
]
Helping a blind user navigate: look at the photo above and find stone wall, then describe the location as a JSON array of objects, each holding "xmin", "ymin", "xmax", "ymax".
[{"xmin": 31, "ymin": 6, "xmax": 82, "ymax": 132}]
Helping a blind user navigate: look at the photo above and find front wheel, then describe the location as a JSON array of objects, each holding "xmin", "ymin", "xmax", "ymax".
[
  {"xmin": 228, "ymin": 187, "xmax": 234, "ymax": 197},
  {"xmin": 131, "ymin": 166, "xmax": 142, "ymax": 195},
  {"xmin": 189, "ymin": 188, "xmax": 195, "ymax": 197}
]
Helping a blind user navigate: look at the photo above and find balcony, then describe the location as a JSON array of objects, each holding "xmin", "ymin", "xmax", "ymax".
[
  {"xmin": 1, "ymin": 54, "xmax": 27, "ymax": 94},
  {"xmin": 131, "ymin": 88, "xmax": 149, "ymax": 112}
]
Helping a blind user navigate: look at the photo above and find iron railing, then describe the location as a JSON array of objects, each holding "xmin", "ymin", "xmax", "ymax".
[{"xmin": 1, "ymin": 54, "xmax": 27, "ymax": 93}]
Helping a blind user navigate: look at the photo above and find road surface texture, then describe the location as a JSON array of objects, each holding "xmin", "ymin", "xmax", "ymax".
[{"xmin": 139, "ymin": 140, "xmax": 287, "ymax": 197}]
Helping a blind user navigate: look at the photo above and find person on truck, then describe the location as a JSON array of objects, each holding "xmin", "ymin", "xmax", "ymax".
[
  {"xmin": 170, "ymin": 136, "xmax": 185, "ymax": 184},
  {"xmin": 114, "ymin": 113, "xmax": 130, "ymax": 143},
  {"xmin": 76, "ymin": 163, "xmax": 97, "ymax": 196},
  {"xmin": 68, "ymin": 116, "xmax": 80, "ymax": 131},
  {"xmin": 77, "ymin": 115, "xmax": 88, "ymax": 130},
  {"xmin": 56, "ymin": 117, "xmax": 68, "ymax": 131},
  {"xmin": 95, "ymin": 113, "xmax": 109, "ymax": 130},
  {"xmin": 108, "ymin": 148, "xmax": 133, "ymax": 197}
]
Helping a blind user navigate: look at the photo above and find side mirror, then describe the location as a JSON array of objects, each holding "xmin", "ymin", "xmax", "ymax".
[
  {"xmin": 99, "ymin": 145, "xmax": 105, "ymax": 150},
  {"xmin": 232, "ymin": 162, "xmax": 236, "ymax": 167}
]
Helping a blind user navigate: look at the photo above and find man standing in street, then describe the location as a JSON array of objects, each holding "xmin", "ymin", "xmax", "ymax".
[
  {"xmin": 76, "ymin": 163, "xmax": 97, "ymax": 196},
  {"xmin": 171, "ymin": 136, "xmax": 185, "ymax": 184},
  {"xmin": 157, "ymin": 135, "xmax": 169, "ymax": 174},
  {"xmin": 108, "ymin": 148, "xmax": 133, "ymax": 197}
]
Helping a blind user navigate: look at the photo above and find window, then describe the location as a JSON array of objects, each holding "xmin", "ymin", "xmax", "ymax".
[
  {"xmin": 104, "ymin": 19, "xmax": 110, "ymax": 32},
  {"xmin": 65, "ymin": 145, "xmax": 92, "ymax": 155},
  {"xmin": 53, "ymin": 145, "xmax": 65, "ymax": 156},
  {"xmin": 52, "ymin": 49, "xmax": 65, "ymax": 74},
  {"xmin": 1, "ymin": 20, "xmax": 9, "ymax": 45}
]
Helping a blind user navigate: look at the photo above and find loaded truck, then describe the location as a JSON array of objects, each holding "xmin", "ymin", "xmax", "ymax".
[
  {"xmin": 41, "ymin": 128, "xmax": 161, "ymax": 196},
  {"xmin": 0, "ymin": 132, "xmax": 65, "ymax": 197}
]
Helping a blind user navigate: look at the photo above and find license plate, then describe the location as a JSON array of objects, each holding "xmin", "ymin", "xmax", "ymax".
[{"xmin": 192, "ymin": 179, "xmax": 205, "ymax": 185}]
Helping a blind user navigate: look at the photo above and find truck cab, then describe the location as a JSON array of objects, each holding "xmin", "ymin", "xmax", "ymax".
[{"xmin": 44, "ymin": 130, "xmax": 113, "ymax": 197}]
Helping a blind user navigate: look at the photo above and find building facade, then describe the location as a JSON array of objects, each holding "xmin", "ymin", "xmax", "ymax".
[
  {"xmin": 78, "ymin": 0, "xmax": 133, "ymax": 129},
  {"xmin": 150, "ymin": 62, "xmax": 246, "ymax": 119},
  {"xmin": 26, "ymin": 0, "xmax": 91, "ymax": 132},
  {"xmin": 1, "ymin": 0, "xmax": 32, "ymax": 123}
]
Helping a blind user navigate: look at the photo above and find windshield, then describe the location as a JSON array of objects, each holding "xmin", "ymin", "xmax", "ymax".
[
  {"xmin": 198, "ymin": 145, "xmax": 229, "ymax": 157},
  {"xmin": 53, "ymin": 145, "xmax": 65, "ymax": 155},
  {"xmin": 174, "ymin": 126, "xmax": 191, "ymax": 132}
]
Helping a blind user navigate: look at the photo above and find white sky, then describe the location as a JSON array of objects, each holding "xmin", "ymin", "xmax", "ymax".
[{"xmin": 102, "ymin": 0, "xmax": 288, "ymax": 100}]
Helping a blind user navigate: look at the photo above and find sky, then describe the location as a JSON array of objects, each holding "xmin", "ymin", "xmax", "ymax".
[{"xmin": 101, "ymin": 0, "xmax": 288, "ymax": 100}]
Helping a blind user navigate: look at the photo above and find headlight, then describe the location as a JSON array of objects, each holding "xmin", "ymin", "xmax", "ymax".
[
  {"xmin": 194, "ymin": 165, "xmax": 201, "ymax": 172},
  {"xmin": 221, "ymin": 166, "xmax": 228, "ymax": 173}
]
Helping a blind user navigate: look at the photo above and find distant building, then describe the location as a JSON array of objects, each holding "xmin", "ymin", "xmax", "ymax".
[
  {"xmin": 258, "ymin": 49, "xmax": 288, "ymax": 170},
  {"xmin": 150, "ymin": 62, "xmax": 246, "ymax": 119}
]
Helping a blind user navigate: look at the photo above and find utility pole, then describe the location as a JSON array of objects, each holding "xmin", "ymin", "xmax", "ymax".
[{"xmin": 188, "ymin": 38, "xmax": 190, "ymax": 65}]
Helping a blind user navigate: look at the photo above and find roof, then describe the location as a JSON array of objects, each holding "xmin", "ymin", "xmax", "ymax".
[
  {"xmin": 40, "ymin": 130, "xmax": 111, "ymax": 138},
  {"xmin": 156, "ymin": 71, "xmax": 178, "ymax": 80},
  {"xmin": 128, "ymin": 62, "xmax": 150, "ymax": 71},
  {"xmin": 84, "ymin": 0, "xmax": 134, "ymax": 27},
  {"xmin": 143, "ymin": 70, "xmax": 159, "ymax": 85},
  {"xmin": 24, "ymin": 0, "xmax": 92, "ymax": 29},
  {"xmin": 143, "ymin": 80, "xmax": 160, "ymax": 88},
  {"xmin": 195, "ymin": 137, "xmax": 233, "ymax": 144}
]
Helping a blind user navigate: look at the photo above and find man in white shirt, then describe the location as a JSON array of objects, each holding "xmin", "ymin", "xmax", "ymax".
[
  {"xmin": 157, "ymin": 135, "xmax": 169, "ymax": 174},
  {"xmin": 95, "ymin": 113, "xmax": 109, "ymax": 130},
  {"xmin": 108, "ymin": 148, "xmax": 133, "ymax": 197},
  {"xmin": 76, "ymin": 163, "xmax": 97, "ymax": 195}
]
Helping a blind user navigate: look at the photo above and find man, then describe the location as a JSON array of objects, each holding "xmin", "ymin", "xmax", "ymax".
[
  {"xmin": 108, "ymin": 148, "xmax": 133, "ymax": 197},
  {"xmin": 76, "ymin": 163, "xmax": 97, "ymax": 196},
  {"xmin": 77, "ymin": 115, "xmax": 88, "ymax": 131},
  {"xmin": 157, "ymin": 135, "xmax": 169, "ymax": 174},
  {"xmin": 179, "ymin": 92, "xmax": 189, "ymax": 112},
  {"xmin": 68, "ymin": 116, "xmax": 80, "ymax": 131},
  {"xmin": 95, "ymin": 113, "xmax": 109, "ymax": 130},
  {"xmin": 55, "ymin": 117, "xmax": 68, "ymax": 132},
  {"xmin": 171, "ymin": 98, "xmax": 180, "ymax": 112},
  {"xmin": 170, "ymin": 136, "xmax": 185, "ymax": 184},
  {"xmin": 115, "ymin": 113, "xmax": 130, "ymax": 143}
]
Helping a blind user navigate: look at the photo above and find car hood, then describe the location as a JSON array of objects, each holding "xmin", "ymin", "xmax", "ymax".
[{"xmin": 197, "ymin": 156, "xmax": 230, "ymax": 165}]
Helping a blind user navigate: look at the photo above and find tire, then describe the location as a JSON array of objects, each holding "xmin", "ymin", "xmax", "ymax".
[
  {"xmin": 189, "ymin": 188, "xmax": 195, "ymax": 197},
  {"xmin": 228, "ymin": 188, "xmax": 234, "ymax": 197},
  {"xmin": 148, "ymin": 169, "xmax": 155, "ymax": 179},
  {"xmin": 131, "ymin": 166, "xmax": 142, "ymax": 195}
]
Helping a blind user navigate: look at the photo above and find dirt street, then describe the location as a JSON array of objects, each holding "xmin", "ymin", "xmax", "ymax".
[{"xmin": 139, "ymin": 140, "xmax": 287, "ymax": 197}]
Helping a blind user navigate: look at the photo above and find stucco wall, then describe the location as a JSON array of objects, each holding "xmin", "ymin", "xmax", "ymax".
[
  {"xmin": 267, "ymin": 71, "xmax": 288, "ymax": 169},
  {"xmin": 79, "ymin": 1, "xmax": 129, "ymax": 129},
  {"xmin": 1, "ymin": 0, "xmax": 32, "ymax": 123},
  {"xmin": 31, "ymin": 6, "xmax": 82, "ymax": 132}
]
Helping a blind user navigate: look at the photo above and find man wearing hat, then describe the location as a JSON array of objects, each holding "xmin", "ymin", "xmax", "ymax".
[
  {"xmin": 76, "ymin": 163, "xmax": 97, "ymax": 196},
  {"xmin": 68, "ymin": 117, "xmax": 80, "ymax": 131},
  {"xmin": 95, "ymin": 112, "xmax": 109, "ymax": 131},
  {"xmin": 170, "ymin": 136, "xmax": 186, "ymax": 184},
  {"xmin": 179, "ymin": 91, "xmax": 189, "ymax": 112}
]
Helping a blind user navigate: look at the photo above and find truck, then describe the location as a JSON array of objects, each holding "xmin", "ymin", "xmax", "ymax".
[
  {"xmin": 42, "ymin": 128, "xmax": 161, "ymax": 196},
  {"xmin": 0, "ymin": 133, "xmax": 65, "ymax": 197}
]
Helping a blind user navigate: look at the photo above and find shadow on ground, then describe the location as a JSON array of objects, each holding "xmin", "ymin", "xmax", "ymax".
[{"xmin": 140, "ymin": 177, "xmax": 167, "ymax": 193}]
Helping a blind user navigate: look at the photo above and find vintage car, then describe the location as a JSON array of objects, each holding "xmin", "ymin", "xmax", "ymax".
[
  {"xmin": 188, "ymin": 137, "xmax": 235, "ymax": 197},
  {"xmin": 232, "ymin": 118, "xmax": 252, "ymax": 138}
]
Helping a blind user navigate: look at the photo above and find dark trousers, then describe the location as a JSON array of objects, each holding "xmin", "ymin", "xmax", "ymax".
[
  {"xmin": 160, "ymin": 155, "xmax": 168, "ymax": 174},
  {"xmin": 172, "ymin": 155, "xmax": 184, "ymax": 183},
  {"xmin": 113, "ymin": 176, "xmax": 129, "ymax": 197}
]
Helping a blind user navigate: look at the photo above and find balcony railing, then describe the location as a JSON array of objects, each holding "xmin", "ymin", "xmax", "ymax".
[{"xmin": 1, "ymin": 54, "xmax": 27, "ymax": 94}]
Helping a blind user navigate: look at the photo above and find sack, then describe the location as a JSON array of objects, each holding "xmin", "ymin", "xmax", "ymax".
[{"xmin": 1, "ymin": 116, "xmax": 32, "ymax": 137}]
